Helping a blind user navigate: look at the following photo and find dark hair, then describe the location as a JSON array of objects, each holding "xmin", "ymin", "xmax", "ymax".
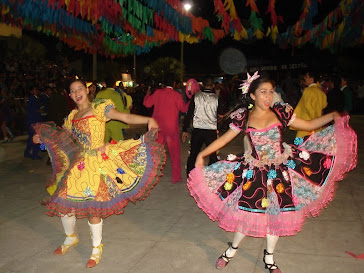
[
  {"xmin": 69, "ymin": 78, "xmax": 87, "ymax": 90},
  {"xmin": 240, "ymin": 77, "xmax": 275, "ymax": 109},
  {"xmin": 328, "ymin": 74, "xmax": 341, "ymax": 89},
  {"xmin": 304, "ymin": 71, "xmax": 318, "ymax": 82},
  {"xmin": 203, "ymin": 77, "xmax": 214, "ymax": 88},
  {"xmin": 105, "ymin": 76, "xmax": 116, "ymax": 88},
  {"xmin": 164, "ymin": 78, "xmax": 175, "ymax": 87},
  {"xmin": 340, "ymin": 73, "xmax": 350, "ymax": 82}
]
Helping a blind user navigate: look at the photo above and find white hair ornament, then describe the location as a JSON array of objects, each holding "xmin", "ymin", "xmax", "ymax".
[{"xmin": 239, "ymin": 71, "xmax": 260, "ymax": 94}]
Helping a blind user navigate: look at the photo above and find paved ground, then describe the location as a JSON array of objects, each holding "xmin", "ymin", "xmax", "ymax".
[{"xmin": 0, "ymin": 116, "xmax": 363, "ymax": 273}]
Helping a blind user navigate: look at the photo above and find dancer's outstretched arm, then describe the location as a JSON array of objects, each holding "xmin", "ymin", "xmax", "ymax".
[
  {"xmin": 290, "ymin": 111, "xmax": 341, "ymax": 132},
  {"xmin": 195, "ymin": 129, "xmax": 239, "ymax": 168}
]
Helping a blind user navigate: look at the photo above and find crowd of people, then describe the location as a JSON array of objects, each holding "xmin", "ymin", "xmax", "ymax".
[
  {"xmin": 0, "ymin": 56, "xmax": 360, "ymax": 272},
  {"xmin": 1, "ymin": 57, "xmax": 364, "ymax": 146}
]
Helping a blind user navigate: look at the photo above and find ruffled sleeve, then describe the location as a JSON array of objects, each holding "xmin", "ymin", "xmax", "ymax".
[
  {"xmin": 229, "ymin": 108, "xmax": 248, "ymax": 133},
  {"xmin": 62, "ymin": 110, "xmax": 77, "ymax": 130},
  {"xmin": 92, "ymin": 98, "xmax": 115, "ymax": 122},
  {"xmin": 272, "ymin": 102, "xmax": 295, "ymax": 128}
]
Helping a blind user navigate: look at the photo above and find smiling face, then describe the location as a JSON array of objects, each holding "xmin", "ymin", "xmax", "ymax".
[
  {"xmin": 250, "ymin": 82, "xmax": 274, "ymax": 110},
  {"xmin": 69, "ymin": 80, "xmax": 90, "ymax": 106}
]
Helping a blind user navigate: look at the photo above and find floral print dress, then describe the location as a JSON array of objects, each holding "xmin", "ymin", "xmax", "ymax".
[
  {"xmin": 187, "ymin": 102, "xmax": 357, "ymax": 237},
  {"xmin": 34, "ymin": 99, "xmax": 165, "ymax": 218}
]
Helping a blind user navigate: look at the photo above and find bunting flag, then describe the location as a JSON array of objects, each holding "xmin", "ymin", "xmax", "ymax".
[
  {"xmin": 266, "ymin": 0, "xmax": 283, "ymax": 42},
  {"xmin": 0, "ymin": 0, "xmax": 362, "ymax": 56}
]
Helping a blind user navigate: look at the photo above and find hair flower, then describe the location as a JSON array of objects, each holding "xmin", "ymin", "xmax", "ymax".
[{"xmin": 239, "ymin": 71, "xmax": 260, "ymax": 94}]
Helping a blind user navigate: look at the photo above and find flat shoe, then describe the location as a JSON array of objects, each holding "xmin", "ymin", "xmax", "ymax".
[
  {"xmin": 86, "ymin": 244, "xmax": 103, "ymax": 268},
  {"xmin": 54, "ymin": 233, "xmax": 78, "ymax": 255}
]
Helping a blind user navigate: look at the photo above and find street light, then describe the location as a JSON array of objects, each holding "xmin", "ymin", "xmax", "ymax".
[
  {"xmin": 181, "ymin": 2, "xmax": 192, "ymax": 82},
  {"xmin": 183, "ymin": 3, "xmax": 192, "ymax": 11}
]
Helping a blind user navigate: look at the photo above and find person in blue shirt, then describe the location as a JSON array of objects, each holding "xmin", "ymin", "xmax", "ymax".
[{"xmin": 24, "ymin": 87, "xmax": 43, "ymax": 159}]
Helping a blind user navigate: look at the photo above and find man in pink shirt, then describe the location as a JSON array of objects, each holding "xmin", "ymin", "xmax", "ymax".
[{"xmin": 143, "ymin": 80, "xmax": 189, "ymax": 183}]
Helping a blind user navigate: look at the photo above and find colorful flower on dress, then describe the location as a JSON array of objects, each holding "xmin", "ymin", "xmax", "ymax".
[
  {"xmin": 99, "ymin": 168, "xmax": 107, "ymax": 176},
  {"xmin": 110, "ymin": 139, "xmax": 118, "ymax": 144},
  {"xmin": 285, "ymin": 104, "xmax": 293, "ymax": 112},
  {"xmin": 267, "ymin": 179, "xmax": 273, "ymax": 186},
  {"xmin": 323, "ymin": 157, "xmax": 332, "ymax": 169},
  {"xmin": 224, "ymin": 182, "xmax": 233, "ymax": 191},
  {"xmin": 276, "ymin": 183, "xmax": 285, "ymax": 194},
  {"xmin": 282, "ymin": 170, "xmax": 289, "ymax": 181},
  {"xmin": 83, "ymin": 187, "xmax": 93, "ymax": 196},
  {"xmin": 248, "ymin": 103, "xmax": 254, "ymax": 109},
  {"xmin": 234, "ymin": 162, "xmax": 241, "ymax": 170},
  {"xmin": 39, "ymin": 143, "xmax": 46, "ymax": 151},
  {"xmin": 286, "ymin": 160, "xmax": 296, "ymax": 169},
  {"xmin": 117, "ymin": 168, "xmax": 125, "ymax": 174},
  {"xmin": 299, "ymin": 151, "xmax": 310, "ymax": 160},
  {"xmin": 226, "ymin": 173, "xmax": 235, "ymax": 183},
  {"xmin": 77, "ymin": 161, "xmax": 85, "ymax": 171},
  {"xmin": 261, "ymin": 197, "xmax": 268, "ymax": 208},
  {"xmin": 111, "ymin": 149, "xmax": 118, "ymax": 156},
  {"xmin": 243, "ymin": 181, "xmax": 252, "ymax": 191},
  {"xmin": 294, "ymin": 137, "xmax": 304, "ymax": 146},
  {"xmin": 303, "ymin": 166, "xmax": 312, "ymax": 176},
  {"xmin": 227, "ymin": 154, "xmax": 237, "ymax": 161},
  {"xmin": 245, "ymin": 169, "xmax": 254, "ymax": 179},
  {"xmin": 101, "ymin": 153, "xmax": 109, "ymax": 160},
  {"xmin": 267, "ymin": 169, "xmax": 277, "ymax": 179}
]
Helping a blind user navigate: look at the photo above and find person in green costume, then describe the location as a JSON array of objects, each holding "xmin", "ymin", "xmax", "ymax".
[{"xmin": 96, "ymin": 77, "xmax": 125, "ymax": 142}]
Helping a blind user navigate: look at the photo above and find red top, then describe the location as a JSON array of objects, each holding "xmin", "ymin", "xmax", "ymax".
[{"xmin": 143, "ymin": 87, "xmax": 189, "ymax": 133}]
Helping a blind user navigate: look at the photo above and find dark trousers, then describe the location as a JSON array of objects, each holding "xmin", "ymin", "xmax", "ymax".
[
  {"xmin": 186, "ymin": 128, "xmax": 218, "ymax": 175},
  {"xmin": 24, "ymin": 124, "xmax": 40, "ymax": 158}
]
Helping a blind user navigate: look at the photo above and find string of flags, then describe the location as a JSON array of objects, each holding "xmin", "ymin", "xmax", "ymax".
[{"xmin": 0, "ymin": 0, "xmax": 362, "ymax": 57}]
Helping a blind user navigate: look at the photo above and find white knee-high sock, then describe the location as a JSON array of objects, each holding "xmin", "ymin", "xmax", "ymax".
[
  {"xmin": 265, "ymin": 234, "xmax": 279, "ymax": 266},
  {"xmin": 61, "ymin": 215, "xmax": 76, "ymax": 245},
  {"xmin": 88, "ymin": 219, "xmax": 103, "ymax": 257},
  {"xmin": 225, "ymin": 232, "xmax": 245, "ymax": 258}
]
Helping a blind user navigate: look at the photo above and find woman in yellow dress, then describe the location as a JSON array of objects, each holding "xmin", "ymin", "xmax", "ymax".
[{"xmin": 33, "ymin": 79, "xmax": 165, "ymax": 268}]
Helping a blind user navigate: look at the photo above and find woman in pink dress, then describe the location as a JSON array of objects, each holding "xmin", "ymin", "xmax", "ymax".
[{"xmin": 187, "ymin": 72, "xmax": 357, "ymax": 272}]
